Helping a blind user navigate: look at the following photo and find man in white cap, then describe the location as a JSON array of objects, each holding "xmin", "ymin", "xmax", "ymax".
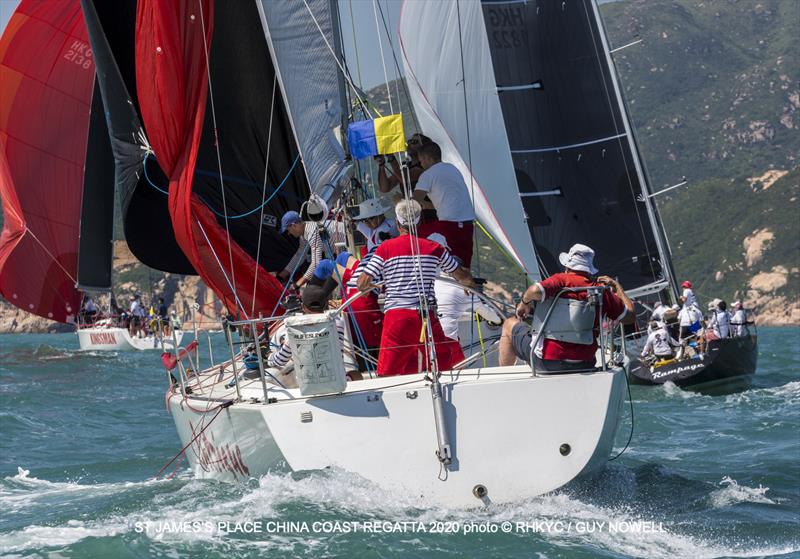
[
  {"xmin": 498, "ymin": 243, "xmax": 634, "ymax": 372},
  {"xmin": 350, "ymin": 198, "xmax": 398, "ymax": 252},
  {"xmin": 358, "ymin": 199, "xmax": 475, "ymax": 376}
]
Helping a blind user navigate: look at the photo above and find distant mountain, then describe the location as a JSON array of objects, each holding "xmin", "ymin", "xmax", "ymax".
[
  {"xmin": 602, "ymin": 0, "xmax": 798, "ymax": 187},
  {"xmin": 601, "ymin": 0, "xmax": 799, "ymax": 323}
]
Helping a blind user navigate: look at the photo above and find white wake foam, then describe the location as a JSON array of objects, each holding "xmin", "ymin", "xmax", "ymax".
[{"xmin": 709, "ymin": 476, "xmax": 777, "ymax": 508}]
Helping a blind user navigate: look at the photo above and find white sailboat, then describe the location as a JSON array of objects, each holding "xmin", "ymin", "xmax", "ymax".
[
  {"xmin": 77, "ymin": 319, "xmax": 183, "ymax": 351},
  {"xmin": 73, "ymin": 0, "xmax": 632, "ymax": 506}
]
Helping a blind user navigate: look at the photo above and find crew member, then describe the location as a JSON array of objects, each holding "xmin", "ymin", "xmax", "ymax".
[
  {"xmin": 680, "ymin": 280, "xmax": 698, "ymax": 308},
  {"xmin": 266, "ymin": 284, "xmax": 354, "ymax": 370},
  {"xmin": 428, "ymin": 233, "xmax": 501, "ymax": 342},
  {"xmin": 376, "ymin": 133, "xmax": 436, "ymax": 221},
  {"xmin": 351, "ymin": 198, "xmax": 398, "ymax": 252},
  {"xmin": 678, "ymin": 302, "xmax": 703, "ymax": 341},
  {"xmin": 640, "ymin": 320, "xmax": 681, "ymax": 362},
  {"xmin": 707, "ymin": 299, "xmax": 731, "ymax": 338},
  {"xmin": 336, "ymin": 251, "xmax": 384, "ymax": 352},
  {"xmin": 499, "ymin": 243, "xmax": 634, "ymax": 372},
  {"xmin": 279, "ymin": 200, "xmax": 342, "ymax": 289},
  {"xmin": 413, "ymin": 141, "xmax": 476, "ymax": 267},
  {"xmin": 81, "ymin": 297, "xmax": 98, "ymax": 325},
  {"xmin": 731, "ymin": 301, "xmax": 747, "ymax": 336},
  {"xmin": 357, "ymin": 199, "xmax": 475, "ymax": 376},
  {"xmin": 129, "ymin": 294, "xmax": 146, "ymax": 338}
]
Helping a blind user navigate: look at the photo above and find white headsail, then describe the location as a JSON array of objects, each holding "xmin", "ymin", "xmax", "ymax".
[
  {"xmin": 256, "ymin": 0, "xmax": 346, "ymax": 195},
  {"xmin": 398, "ymin": 0, "xmax": 540, "ymax": 280}
]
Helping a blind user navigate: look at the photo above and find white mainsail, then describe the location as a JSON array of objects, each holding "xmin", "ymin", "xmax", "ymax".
[
  {"xmin": 255, "ymin": 0, "xmax": 346, "ymax": 195},
  {"xmin": 398, "ymin": 0, "xmax": 540, "ymax": 280}
]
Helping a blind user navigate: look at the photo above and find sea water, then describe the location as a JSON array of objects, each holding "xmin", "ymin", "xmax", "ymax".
[{"xmin": 0, "ymin": 328, "xmax": 798, "ymax": 558}]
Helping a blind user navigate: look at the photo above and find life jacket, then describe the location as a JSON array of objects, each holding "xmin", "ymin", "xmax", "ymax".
[{"xmin": 531, "ymin": 295, "xmax": 598, "ymax": 346}]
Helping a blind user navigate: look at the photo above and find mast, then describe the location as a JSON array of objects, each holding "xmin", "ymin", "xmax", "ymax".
[{"xmin": 589, "ymin": 0, "xmax": 679, "ymax": 299}]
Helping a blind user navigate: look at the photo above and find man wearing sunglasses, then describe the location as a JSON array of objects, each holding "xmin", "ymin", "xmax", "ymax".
[{"xmin": 375, "ymin": 134, "xmax": 438, "ymax": 222}]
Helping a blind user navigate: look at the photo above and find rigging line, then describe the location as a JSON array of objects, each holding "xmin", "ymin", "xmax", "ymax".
[
  {"xmin": 582, "ymin": 1, "xmax": 658, "ymax": 283},
  {"xmin": 455, "ymin": 0, "xmax": 479, "ymax": 277},
  {"xmin": 194, "ymin": 215, "xmax": 249, "ymax": 320},
  {"xmin": 144, "ymin": 150, "xmax": 301, "ymax": 219},
  {"xmin": 24, "ymin": 227, "xmax": 78, "ymax": 285},
  {"xmin": 346, "ymin": 0, "xmax": 363, "ymax": 86},
  {"xmin": 372, "ymin": 0, "xmax": 394, "ymax": 114},
  {"xmin": 300, "ymin": 0, "xmax": 370, "ymax": 115},
  {"xmin": 381, "ymin": 0, "xmax": 402, "ymax": 109},
  {"xmin": 252, "ymin": 74, "xmax": 279, "ymax": 317},
  {"xmin": 197, "ymin": 0, "xmax": 240, "ymax": 309},
  {"xmin": 376, "ymin": 0, "xmax": 420, "ymax": 131}
]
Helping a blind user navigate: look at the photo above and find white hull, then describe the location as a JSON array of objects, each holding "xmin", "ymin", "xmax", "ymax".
[
  {"xmin": 168, "ymin": 366, "xmax": 626, "ymax": 507},
  {"xmin": 77, "ymin": 327, "xmax": 183, "ymax": 351}
]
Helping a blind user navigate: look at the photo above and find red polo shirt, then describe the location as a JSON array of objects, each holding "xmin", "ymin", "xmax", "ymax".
[{"xmin": 536, "ymin": 272, "xmax": 627, "ymax": 362}]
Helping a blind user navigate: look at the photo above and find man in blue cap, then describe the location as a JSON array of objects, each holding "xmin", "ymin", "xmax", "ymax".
[{"xmin": 278, "ymin": 210, "xmax": 319, "ymax": 288}]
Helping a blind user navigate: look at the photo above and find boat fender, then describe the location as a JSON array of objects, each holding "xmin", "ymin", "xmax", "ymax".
[{"xmin": 531, "ymin": 297, "xmax": 597, "ymax": 345}]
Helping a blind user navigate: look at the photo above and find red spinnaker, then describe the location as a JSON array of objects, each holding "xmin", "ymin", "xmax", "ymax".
[
  {"xmin": 135, "ymin": 0, "xmax": 284, "ymax": 319},
  {"xmin": 0, "ymin": 1, "xmax": 95, "ymax": 323}
]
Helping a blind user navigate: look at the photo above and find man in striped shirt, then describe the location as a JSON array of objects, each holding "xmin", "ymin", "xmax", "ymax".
[
  {"xmin": 278, "ymin": 210, "xmax": 344, "ymax": 289},
  {"xmin": 357, "ymin": 200, "xmax": 475, "ymax": 376}
]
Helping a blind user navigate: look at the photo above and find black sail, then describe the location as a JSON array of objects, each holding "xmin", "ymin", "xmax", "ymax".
[
  {"xmin": 81, "ymin": 0, "xmax": 195, "ymax": 274},
  {"xmin": 76, "ymin": 81, "xmax": 115, "ymax": 291},
  {"xmin": 481, "ymin": 0, "xmax": 673, "ymax": 290},
  {"xmin": 188, "ymin": 0, "xmax": 311, "ymax": 273}
]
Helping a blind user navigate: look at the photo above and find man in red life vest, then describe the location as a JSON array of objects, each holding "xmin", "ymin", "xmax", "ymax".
[
  {"xmin": 357, "ymin": 199, "xmax": 475, "ymax": 376},
  {"xmin": 499, "ymin": 244, "xmax": 635, "ymax": 372}
]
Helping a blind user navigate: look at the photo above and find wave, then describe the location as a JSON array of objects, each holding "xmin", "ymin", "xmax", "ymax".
[
  {"xmin": 709, "ymin": 476, "xmax": 777, "ymax": 508},
  {"xmin": 2, "ymin": 467, "xmax": 796, "ymax": 558}
]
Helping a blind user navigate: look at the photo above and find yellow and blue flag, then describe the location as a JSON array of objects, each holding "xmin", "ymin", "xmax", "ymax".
[{"xmin": 347, "ymin": 114, "xmax": 405, "ymax": 159}]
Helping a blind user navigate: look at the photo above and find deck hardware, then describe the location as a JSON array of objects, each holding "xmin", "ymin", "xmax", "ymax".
[
  {"xmin": 367, "ymin": 393, "xmax": 380, "ymax": 402},
  {"xmin": 560, "ymin": 443, "xmax": 571, "ymax": 456},
  {"xmin": 300, "ymin": 411, "xmax": 313, "ymax": 423},
  {"xmin": 406, "ymin": 391, "xmax": 418, "ymax": 400}
]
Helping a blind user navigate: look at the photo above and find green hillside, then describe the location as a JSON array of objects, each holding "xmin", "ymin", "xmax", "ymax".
[{"xmin": 602, "ymin": 0, "xmax": 799, "ymax": 188}]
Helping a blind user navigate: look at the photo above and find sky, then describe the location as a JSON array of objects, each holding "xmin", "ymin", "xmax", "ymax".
[{"xmin": 0, "ymin": 0, "xmax": 404, "ymax": 91}]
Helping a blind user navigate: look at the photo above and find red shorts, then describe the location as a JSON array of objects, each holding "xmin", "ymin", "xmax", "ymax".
[
  {"xmin": 347, "ymin": 294, "xmax": 383, "ymax": 348},
  {"xmin": 416, "ymin": 220, "xmax": 474, "ymax": 268},
  {"xmin": 376, "ymin": 309, "xmax": 465, "ymax": 376}
]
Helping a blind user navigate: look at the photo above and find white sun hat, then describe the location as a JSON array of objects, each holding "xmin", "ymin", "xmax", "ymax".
[
  {"xmin": 558, "ymin": 243, "xmax": 598, "ymax": 275},
  {"xmin": 351, "ymin": 197, "xmax": 390, "ymax": 220}
]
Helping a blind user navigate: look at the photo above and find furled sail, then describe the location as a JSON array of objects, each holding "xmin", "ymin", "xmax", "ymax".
[
  {"xmin": 0, "ymin": 0, "xmax": 113, "ymax": 322},
  {"xmin": 81, "ymin": 0, "xmax": 195, "ymax": 275},
  {"xmin": 399, "ymin": 0, "xmax": 540, "ymax": 281},
  {"xmin": 256, "ymin": 0, "xmax": 347, "ymax": 198},
  {"xmin": 135, "ymin": 0, "xmax": 313, "ymax": 318},
  {"xmin": 479, "ymin": 0, "xmax": 674, "ymax": 290}
]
